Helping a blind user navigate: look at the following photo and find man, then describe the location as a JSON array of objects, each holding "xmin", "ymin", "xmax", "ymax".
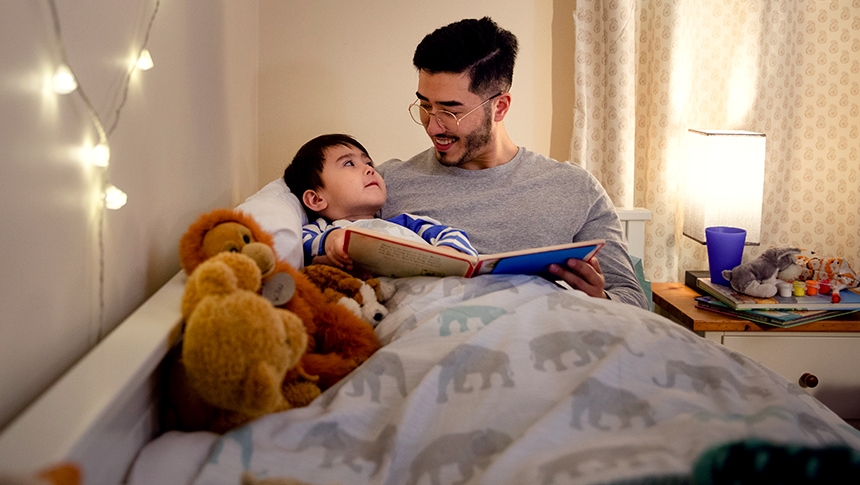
[{"xmin": 377, "ymin": 17, "xmax": 648, "ymax": 308}]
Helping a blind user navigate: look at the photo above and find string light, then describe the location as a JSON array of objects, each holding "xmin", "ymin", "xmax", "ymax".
[
  {"xmin": 136, "ymin": 48, "xmax": 154, "ymax": 70},
  {"xmin": 103, "ymin": 185, "xmax": 128, "ymax": 210},
  {"xmin": 52, "ymin": 63, "xmax": 77, "ymax": 94},
  {"xmin": 91, "ymin": 142, "xmax": 111, "ymax": 168},
  {"xmin": 46, "ymin": 0, "xmax": 161, "ymax": 340},
  {"xmin": 46, "ymin": 0, "xmax": 160, "ymax": 209}
]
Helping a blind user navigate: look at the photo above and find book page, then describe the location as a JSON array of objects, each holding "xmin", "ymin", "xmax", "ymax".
[{"xmin": 346, "ymin": 229, "xmax": 474, "ymax": 278}]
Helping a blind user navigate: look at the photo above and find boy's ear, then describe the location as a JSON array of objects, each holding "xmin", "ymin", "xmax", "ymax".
[{"xmin": 302, "ymin": 189, "xmax": 328, "ymax": 213}]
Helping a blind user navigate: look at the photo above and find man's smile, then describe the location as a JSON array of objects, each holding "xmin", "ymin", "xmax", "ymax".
[{"xmin": 433, "ymin": 135, "xmax": 457, "ymax": 151}]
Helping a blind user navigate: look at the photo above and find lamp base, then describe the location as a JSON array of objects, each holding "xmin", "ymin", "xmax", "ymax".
[{"xmin": 685, "ymin": 270, "xmax": 710, "ymax": 291}]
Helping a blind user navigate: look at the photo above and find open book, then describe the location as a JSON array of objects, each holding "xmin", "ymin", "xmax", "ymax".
[{"xmin": 343, "ymin": 226, "xmax": 604, "ymax": 278}]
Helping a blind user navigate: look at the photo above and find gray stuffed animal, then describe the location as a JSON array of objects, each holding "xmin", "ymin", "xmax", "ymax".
[{"xmin": 721, "ymin": 247, "xmax": 801, "ymax": 298}]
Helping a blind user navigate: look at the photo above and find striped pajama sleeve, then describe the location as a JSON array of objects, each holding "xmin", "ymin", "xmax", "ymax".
[{"xmin": 388, "ymin": 213, "xmax": 479, "ymax": 257}]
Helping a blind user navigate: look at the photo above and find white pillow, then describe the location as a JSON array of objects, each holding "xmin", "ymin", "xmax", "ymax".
[{"xmin": 236, "ymin": 178, "xmax": 307, "ymax": 269}]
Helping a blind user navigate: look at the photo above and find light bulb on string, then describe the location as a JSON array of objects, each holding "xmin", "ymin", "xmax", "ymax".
[
  {"xmin": 136, "ymin": 49, "xmax": 154, "ymax": 71},
  {"xmin": 91, "ymin": 141, "xmax": 110, "ymax": 168},
  {"xmin": 52, "ymin": 63, "xmax": 77, "ymax": 94},
  {"xmin": 103, "ymin": 184, "xmax": 127, "ymax": 210}
]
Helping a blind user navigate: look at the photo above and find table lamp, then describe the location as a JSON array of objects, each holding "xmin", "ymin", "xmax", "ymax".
[{"xmin": 683, "ymin": 129, "xmax": 766, "ymax": 287}]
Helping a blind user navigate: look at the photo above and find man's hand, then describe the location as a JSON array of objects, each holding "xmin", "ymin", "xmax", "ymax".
[{"xmin": 548, "ymin": 256, "xmax": 608, "ymax": 299}]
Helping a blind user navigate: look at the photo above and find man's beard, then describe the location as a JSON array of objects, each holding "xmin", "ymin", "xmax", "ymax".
[{"xmin": 434, "ymin": 110, "xmax": 492, "ymax": 168}]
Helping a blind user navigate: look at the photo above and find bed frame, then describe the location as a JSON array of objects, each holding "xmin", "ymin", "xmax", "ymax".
[{"xmin": 0, "ymin": 208, "xmax": 650, "ymax": 484}]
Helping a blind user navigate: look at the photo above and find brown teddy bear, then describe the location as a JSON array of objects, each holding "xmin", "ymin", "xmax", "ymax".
[
  {"xmin": 180, "ymin": 252, "xmax": 312, "ymax": 433},
  {"xmin": 179, "ymin": 208, "xmax": 381, "ymax": 389},
  {"xmin": 301, "ymin": 264, "xmax": 395, "ymax": 327}
]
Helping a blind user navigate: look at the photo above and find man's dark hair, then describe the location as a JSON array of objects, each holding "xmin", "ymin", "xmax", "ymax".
[
  {"xmin": 283, "ymin": 133, "xmax": 369, "ymax": 217},
  {"xmin": 413, "ymin": 17, "xmax": 518, "ymax": 96}
]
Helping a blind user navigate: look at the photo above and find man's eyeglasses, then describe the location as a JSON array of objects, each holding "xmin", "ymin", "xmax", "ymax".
[{"xmin": 408, "ymin": 92, "xmax": 503, "ymax": 132}]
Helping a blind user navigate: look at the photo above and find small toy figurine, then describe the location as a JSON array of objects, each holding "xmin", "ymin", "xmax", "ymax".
[{"xmin": 830, "ymin": 280, "xmax": 848, "ymax": 304}]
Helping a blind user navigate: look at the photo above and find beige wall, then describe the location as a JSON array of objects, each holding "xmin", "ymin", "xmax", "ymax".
[
  {"xmin": 258, "ymin": 0, "xmax": 554, "ymax": 185},
  {"xmin": 0, "ymin": 1, "xmax": 259, "ymax": 430},
  {"xmin": 550, "ymin": 0, "xmax": 576, "ymax": 163}
]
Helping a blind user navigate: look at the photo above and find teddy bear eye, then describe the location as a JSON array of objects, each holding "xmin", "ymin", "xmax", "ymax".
[{"xmin": 243, "ymin": 235, "xmax": 251, "ymax": 244}]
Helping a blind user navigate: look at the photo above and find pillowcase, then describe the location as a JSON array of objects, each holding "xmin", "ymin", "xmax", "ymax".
[{"xmin": 236, "ymin": 178, "xmax": 307, "ymax": 269}]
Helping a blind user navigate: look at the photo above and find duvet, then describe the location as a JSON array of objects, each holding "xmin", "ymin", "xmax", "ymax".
[{"xmin": 132, "ymin": 274, "xmax": 860, "ymax": 484}]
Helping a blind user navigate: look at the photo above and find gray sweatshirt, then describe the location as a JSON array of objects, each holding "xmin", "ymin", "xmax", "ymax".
[{"xmin": 378, "ymin": 147, "xmax": 648, "ymax": 308}]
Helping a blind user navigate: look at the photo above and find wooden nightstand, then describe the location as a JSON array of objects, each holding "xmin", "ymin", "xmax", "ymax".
[{"xmin": 652, "ymin": 282, "xmax": 860, "ymax": 427}]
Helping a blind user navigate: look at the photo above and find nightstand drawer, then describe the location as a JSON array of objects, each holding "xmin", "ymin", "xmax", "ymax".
[{"xmin": 721, "ymin": 333, "xmax": 860, "ymax": 419}]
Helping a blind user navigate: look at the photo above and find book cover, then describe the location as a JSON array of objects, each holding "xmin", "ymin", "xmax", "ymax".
[
  {"xmin": 694, "ymin": 296, "xmax": 859, "ymax": 328},
  {"xmin": 343, "ymin": 226, "xmax": 604, "ymax": 278},
  {"xmin": 696, "ymin": 277, "xmax": 860, "ymax": 311}
]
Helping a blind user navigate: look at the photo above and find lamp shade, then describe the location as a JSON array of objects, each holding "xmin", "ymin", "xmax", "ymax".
[{"xmin": 682, "ymin": 129, "xmax": 765, "ymax": 245}]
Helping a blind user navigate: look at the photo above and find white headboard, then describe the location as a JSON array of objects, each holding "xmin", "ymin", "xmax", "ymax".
[
  {"xmin": 616, "ymin": 207, "xmax": 651, "ymax": 261},
  {"xmin": 0, "ymin": 207, "xmax": 651, "ymax": 483}
]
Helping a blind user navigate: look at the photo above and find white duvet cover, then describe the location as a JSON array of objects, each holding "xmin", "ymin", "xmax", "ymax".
[{"xmin": 131, "ymin": 275, "xmax": 860, "ymax": 485}]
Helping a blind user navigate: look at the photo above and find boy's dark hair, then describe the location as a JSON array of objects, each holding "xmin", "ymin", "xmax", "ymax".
[
  {"xmin": 283, "ymin": 133, "xmax": 369, "ymax": 217},
  {"xmin": 413, "ymin": 17, "xmax": 518, "ymax": 96}
]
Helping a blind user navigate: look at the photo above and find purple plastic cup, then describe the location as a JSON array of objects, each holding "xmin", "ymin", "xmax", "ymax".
[{"xmin": 706, "ymin": 226, "xmax": 746, "ymax": 287}]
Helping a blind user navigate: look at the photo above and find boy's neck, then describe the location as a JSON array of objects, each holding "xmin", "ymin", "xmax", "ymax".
[{"xmin": 325, "ymin": 213, "xmax": 376, "ymax": 222}]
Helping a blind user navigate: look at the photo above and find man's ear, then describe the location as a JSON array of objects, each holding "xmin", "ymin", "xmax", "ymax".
[
  {"xmin": 302, "ymin": 189, "xmax": 328, "ymax": 213},
  {"xmin": 493, "ymin": 92, "xmax": 512, "ymax": 122}
]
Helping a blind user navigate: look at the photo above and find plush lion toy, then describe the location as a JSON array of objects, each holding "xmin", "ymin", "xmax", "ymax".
[
  {"xmin": 179, "ymin": 208, "xmax": 381, "ymax": 389},
  {"xmin": 178, "ymin": 252, "xmax": 312, "ymax": 433},
  {"xmin": 301, "ymin": 264, "xmax": 395, "ymax": 327}
]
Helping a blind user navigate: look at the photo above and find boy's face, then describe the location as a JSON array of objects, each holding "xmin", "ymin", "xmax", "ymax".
[{"xmin": 307, "ymin": 143, "xmax": 386, "ymax": 221}]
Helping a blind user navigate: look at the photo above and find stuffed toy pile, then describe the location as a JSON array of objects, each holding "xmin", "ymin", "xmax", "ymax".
[
  {"xmin": 722, "ymin": 246, "xmax": 859, "ymax": 298},
  {"xmin": 178, "ymin": 208, "xmax": 381, "ymax": 389},
  {"xmin": 166, "ymin": 208, "xmax": 382, "ymax": 433}
]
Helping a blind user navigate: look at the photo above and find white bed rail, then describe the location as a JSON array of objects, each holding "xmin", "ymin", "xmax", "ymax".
[{"xmin": 0, "ymin": 272, "xmax": 186, "ymax": 484}]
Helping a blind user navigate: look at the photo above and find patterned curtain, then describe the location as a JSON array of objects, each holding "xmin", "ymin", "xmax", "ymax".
[{"xmin": 572, "ymin": 0, "xmax": 860, "ymax": 283}]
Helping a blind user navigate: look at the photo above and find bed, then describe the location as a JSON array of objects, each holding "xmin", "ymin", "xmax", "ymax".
[{"xmin": 1, "ymin": 204, "xmax": 858, "ymax": 485}]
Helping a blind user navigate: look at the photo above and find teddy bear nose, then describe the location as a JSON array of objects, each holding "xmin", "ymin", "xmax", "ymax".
[{"xmin": 373, "ymin": 312, "xmax": 384, "ymax": 322}]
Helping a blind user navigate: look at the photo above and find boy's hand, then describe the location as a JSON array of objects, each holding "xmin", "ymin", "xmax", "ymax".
[
  {"xmin": 435, "ymin": 245, "xmax": 465, "ymax": 256},
  {"xmin": 322, "ymin": 229, "xmax": 353, "ymax": 270}
]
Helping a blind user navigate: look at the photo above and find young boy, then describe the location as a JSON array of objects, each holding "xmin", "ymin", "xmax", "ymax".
[{"xmin": 283, "ymin": 134, "xmax": 478, "ymax": 270}]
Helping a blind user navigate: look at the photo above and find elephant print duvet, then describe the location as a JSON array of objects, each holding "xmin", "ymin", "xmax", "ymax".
[{"xmin": 136, "ymin": 274, "xmax": 860, "ymax": 485}]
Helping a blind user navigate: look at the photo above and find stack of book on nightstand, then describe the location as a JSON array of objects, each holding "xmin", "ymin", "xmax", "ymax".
[{"xmin": 695, "ymin": 278, "xmax": 860, "ymax": 328}]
